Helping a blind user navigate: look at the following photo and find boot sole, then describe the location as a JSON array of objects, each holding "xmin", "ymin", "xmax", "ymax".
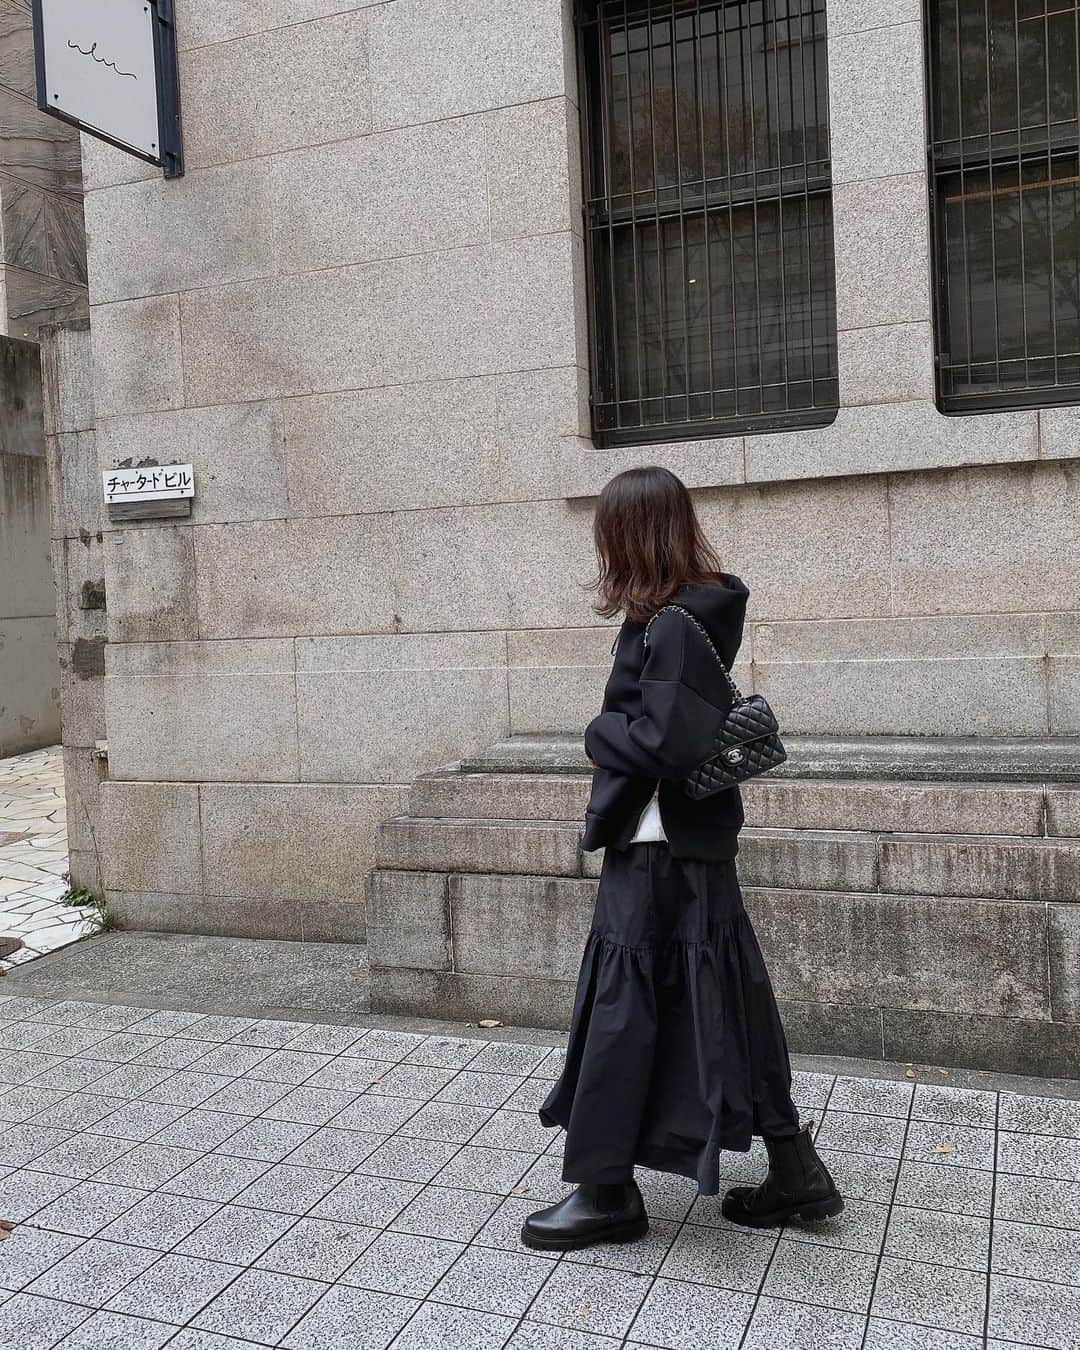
[
  {"xmin": 519, "ymin": 1216, "xmax": 649, "ymax": 1252},
  {"xmin": 723, "ymin": 1194, "xmax": 844, "ymax": 1229}
]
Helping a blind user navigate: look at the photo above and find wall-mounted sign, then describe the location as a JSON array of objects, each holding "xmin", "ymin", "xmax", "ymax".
[
  {"xmin": 103, "ymin": 464, "xmax": 194, "ymax": 521},
  {"xmin": 32, "ymin": 0, "xmax": 183, "ymax": 178}
]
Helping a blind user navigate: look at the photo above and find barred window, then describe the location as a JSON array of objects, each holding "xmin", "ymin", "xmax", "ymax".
[
  {"xmin": 577, "ymin": 0, "xmax": 839, "ymax": 447},
  {"xmin": 927, "ymin": 0, "xmax": 1080, "ymax": 411}
]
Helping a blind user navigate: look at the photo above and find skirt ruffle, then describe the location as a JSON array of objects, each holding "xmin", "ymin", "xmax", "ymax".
[{"xmin": 539, "ymin": 844, "xmax": 797, "ymax": 1196}]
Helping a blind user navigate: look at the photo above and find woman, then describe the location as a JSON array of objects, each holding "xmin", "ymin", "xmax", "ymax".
[{"xmin": 522, "ymin": 466, "xmax": 842, "ymax": 1251}]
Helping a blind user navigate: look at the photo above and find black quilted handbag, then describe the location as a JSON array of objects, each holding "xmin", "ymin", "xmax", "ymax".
[{"xmin": 643, "ymin": 604, "xmax": 787, "ymax": 798}]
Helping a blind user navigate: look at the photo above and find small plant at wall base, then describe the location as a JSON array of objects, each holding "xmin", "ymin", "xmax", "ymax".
[{"xmin": 60, "ymin": 878, "xmax": 119, "ymax": 935}]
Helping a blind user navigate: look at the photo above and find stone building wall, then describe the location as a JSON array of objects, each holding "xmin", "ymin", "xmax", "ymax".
[
  {"xmin": 0, "ymin": 0, "xmax": 87, "ymax": 338},
  {"xmin": 64, "ymin": 0, "xmax": 1079, "ymax": 937}
]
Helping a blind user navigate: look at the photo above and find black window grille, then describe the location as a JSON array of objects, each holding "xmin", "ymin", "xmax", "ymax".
[
  {"xmin": 577, "ymin": 0, "xmax": 839, "ymax": 447},
  {"xmin": 927, "ymin": 0, "xmax": 1080, "ymax": 411}
]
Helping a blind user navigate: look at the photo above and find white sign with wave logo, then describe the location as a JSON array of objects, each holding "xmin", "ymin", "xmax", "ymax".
[{"xmin": 34, "ymin": 0, "xmax": 162, "ymax": 160}]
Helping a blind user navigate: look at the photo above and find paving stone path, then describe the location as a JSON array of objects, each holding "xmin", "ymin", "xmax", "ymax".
[
  {"xmin": 0, "ymin": 995, "xmax": 1077, "ymax": 1348},
  {"xmin": 0, "ymin": 747, "xmax": 95, "ymax": 972}
]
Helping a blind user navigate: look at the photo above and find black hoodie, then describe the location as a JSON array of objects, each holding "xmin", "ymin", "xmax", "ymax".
[{"xmin": 581, "ymin": 575, "xmax": 750, "ymax": 860}]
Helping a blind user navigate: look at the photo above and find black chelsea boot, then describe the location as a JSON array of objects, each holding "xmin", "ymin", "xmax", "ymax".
[
  {"xmin": 520, "ymin": 1179, "xmax": 648, "ymax": 1251},
  {"xmin": 721, "ymin": 1123, "xmax": 843, "ymax": 1228}
]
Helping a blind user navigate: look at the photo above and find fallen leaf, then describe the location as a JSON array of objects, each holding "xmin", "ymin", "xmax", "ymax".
[
  {"xmin": 930, "ymin": 1141, "xmax": 957, "ymax": 1156},
  {"xmin": 0, "ymin": 1220, "xmax": 14, "ymax": 1232},
  {"xmin": 938, "ymin": 1068, "xmax": 949, "ymax": 1077},
  {"xmin": 369, "ymin": 1075, "xmax": 385, "ymax": 1085},
  {"xmin": 0, "ymin": 1230, "xmax": 9, "ymax": 1243},
  {"xmin": 353, "ymin": 973, "xmax": 367, "ymax": 982},
  {"xmin": 904, "ymin": 1069, "xmax": 917, "ymax": 1080},
  {"xmin": 478, "ymin": 1019, "xmax": 503, "ymax": 1029},
  {"xmin": 510, "ymin": 1185, "xmax": 530, "ymax": 1195},
  {"xmin": 578, "ymin": 1307, "xmax": 591, "ymax": 1318}
]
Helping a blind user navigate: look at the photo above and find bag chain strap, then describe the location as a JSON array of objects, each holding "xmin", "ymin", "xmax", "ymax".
[{"xmin": 643, "ymin": 604, "xmax": 745, "ymax": 705}]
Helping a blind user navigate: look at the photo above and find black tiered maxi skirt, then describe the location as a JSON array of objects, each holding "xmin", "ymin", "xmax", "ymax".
[{"xmin": 539, "ymin": 842, "xmax": 800, "ymax": 1197}]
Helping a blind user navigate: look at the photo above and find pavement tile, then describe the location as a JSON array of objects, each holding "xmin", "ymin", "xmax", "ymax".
[
  {"xmin": 353, "ymin": 1029, "xmax": 428, "ymax": 1062},
  {"xmin": 31, "ymin": 1095, "xmax": 126, "ymax": 1133},
  {"xmin": 175, "ymin": 1204, "xmax": 296, "ymax": 1265},
  {"xmin": 870, "ymin": 1255, "xmax": 987, "ymax": 1335},
  {"xmin": 310, "ymin": 1172, "xmax": 424, "ymax": 1228},
  {"xmin": 84, "ymin": 1065, "xmax": 176, "ymax": 1099},
  {"xmin": 904, "ymin": 1120, "xmax": 996, "ymax": 1170},
  {"xmin": 814, "ymin": 1110, "xmax": 907, "ymax": 1158},
  {"xmin": 256, "ymin": 1217, "xmax": 380, "ymax": 1282},
  {"xmin": 911, "ymin": 1084, "xmax": 997, "ymax": 1129},
  {"xmin": 788, "ymin": 1069, "xmax": 834, "ymax": 1107},
  {"xmin": 625, "ymin": 1276, "xmax": 754, "ymax": 1349},
  {"xmin": 198, "ymin": 1079, "xmax": 292, "ymax": 1117},
  {"xmin": 827, "ymin": 1076, "xmax": 914, "ymax": 1118},
  {"xmin": 355, "ymin": 1133, "xmax": 461, "ymax": 1183},
  {"xmin": 635, "ymin": 1167, "xmax": 700, "ymax": 1222},
  {"xmin": 431, "ymin": 1243, "xmax": 555, "ymax": 1315},
  {"xmin": 283, "ymin": 1025, "xmax": 367, "ymax": 1056},
  {"xmin": 244, "ymin": 1049, "xmax": 335, "ymax": 1086},
  {"xmin": 342, "ymin": 1230, "xmax": 465, "ymax": 1297},
  {"xmin": 161, "ymin": 1153, "xmax": 271, "ymax": 1203},
  {"xmin": 29, "ymin": 1132, "xmax": 135, "ymax": 1180},
  {"xmin": 105, "ymin": 1253, "xmax": 244, "ymax": 1323},
  {"xmin": 404, "ymin": 1037, "xmax": 486, "ymax": 1071},
  {"xmin": 174, "ymin": 1016, "xmax": 256, "ymax": 1043},
  {"xmin": 0, "ymin": 1084, "xmax": 68, "ymax": 1121},
  {"xmin": 390, "ymin": 1184, "xmax": 503, "ymax": 1242},
  {"xmin": 471, "ymin": 1109, "xmax": 556, "ymax": 1155},
  {"xmin": 94, "ymin": 1142, "xmax": 203, "ymax": 1189},
  {"xmin": 816, "ymin": 1148, "xmax": 902, "ymax": 1205},
  {"xmin": 30, "ymin": 1180, "xmax": 150, "ymax": 1236},
  {"xmin": 398, "ymin": 1101, "xmax": 495, "ymax": 1144},
  {"xmin": 281, "ymin": 1284, "xmax": 418, "ymax": 1350},
  {"xmin": 466, "ymin": 1043, "xmax": 552, "ymax": 1077},
  {"xmin": 113, "ymin": 1011, "xmax": 207, "ymax": 1038},
  {"xmin": 192, "ymin": 1269, "xmax": 329, "ymax": 1344},
  {"xmin": 988, "ymin": 1273, "xmax": 1080, "ymax": 1349},
  {"xmin": 187, "ymin": 1043, "xmax": 273, "ymax": 1078},
  {"xmin": 894, "ymin": 1159, "xmax": 995, "ymax": 1216},
  {"xmin": 473, "ymin": 1196, "xmax": 547, "ymax": 1253},
  {"xmin": 437, "ymin": 1072, "xmax": 523, "ymax": 1109},
  {"xmin": 231, "ymin": 1019, "xmax": 312, "ymax": 1049},
  {"xmin": 52, "ymin": 1310, "xmax": 180, "ymax": 1349},
  {"xmin": 509, "ymin": 1326, "xmax": 617, "ymax": 1350},
  {"xmin": 366, "ymin": 1063, "xmax": 457, "ymax": 1101},
  {"xmin": 517, "ymin": 1155, "xmax": 576, "ymax": 1204},
  {"xmin": 27, "ymin": 1237, "xmax": 160, "ymax": 1308},
  {"xmin": 998, "ymin": 1131, "xmax": 1080, "ymax": 1181},
  {"xmin": 84, "ymin": 1033, "xmax": 167, "ymax": 1066},
  {"xmin": 98, "ymin": 1192, "xmax": 222, "ymax": 1251},
  {"xmin": 0, "ymin": 1166, "xmax": 79, "ymax": 1221},
  {"xmin": 883, "ymin": 1204, "xmax": 991, "ymax": 1270},
  {"xmin": 0, "ymin": 1292, "xmax": 92, "ymax": 1350},
  {"xmin": 563, "ymin": 1217, "xmax": 679, "ymax": 1275},
  {"xmin": 764, "ymin": 1238, "xmax": 878, "ymax": 1312},
  {"xmin": 212, "ymin": 1117, "xmax": 315, "ymax": 1162},
  {"xmin": 658, "ymin": 1223, "xmax": 776, "ymax": 1292},
  {"xmin": 28, "ymin": 1027, "xmax": 111, "ymax": 1057},
  {"xmin": 0, "ymin": 1050, "xmax": 67, "ymax": 1085},
  {"xmin": 992, "ymin": 1218, "xmax": 1080, "ymax": 1285},
  {"xmin": 142, "ymin": 1071, "xmax": 235, "ymax": 1109},
  {"xmin": 527, "ymin": 1262, "xmax": 651, "ymax": 1339},
  {"xmin": 151, "ymin": 1110, "xmax": 246, "ymax": 1152},
  {"xmin": 998, "ymin": 1093, "xmax": 1080, "ymax": 1139},
  {"xmin": 392, "ymin": 1301, "xmax": 518, "ymax": 1350},
  {"xmin": 33, "ymin": 1060, "xmax": 116, "ymax": 1092},
  {"xmin": 434, "ymin": 1143, "xmax": 534, "ymax": 1195},
  {"xmin": 863, "ymin": 1318, "xmax": 982, "ymax": 1349},
  {"xmin": 741, "ymin": 1295, "xmax": 865, "ymax": 1350},
  {"xmin": 285, "ymin": 1126, "xmax": 385, "ymax": 1172},
  {"xmin": 782, "ymin": 1197, "xmax": 889, "ymax": 1254},
  {"xmin": 264, "ymin": 1086, "xmax": 361, "ymax": 1127},
  {"xmin": 304, "ymin": 1055, "xmax": 395, "ymax": 1092},
  {"xmin": 0, "ymin": 1225, "xmax": 83, "ymax": 1291},
  {"xmin": 127, "ymin": 1039, "xmax": 209, "ymax": 1071},
  {"xmin": 0, "ymin": 1121, "xmax": 74, "ymax": 1166},
  {"xmin": 234, "ymin": 1162, "xmax": 347, "ymax": 1215},
  {"xmin": 328, "ymin": 1092, "xmax": 426, "ymax": 1134},
  {"xmin": 994, "ymin": 1173, "xmax": 1080, "ymax": 1228}
]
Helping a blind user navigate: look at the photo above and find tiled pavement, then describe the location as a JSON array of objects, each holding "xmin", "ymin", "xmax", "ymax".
[
  {"xmin": 0, "ymin": 748, "xmax": 96, "ymax": 971},
  {"xmin": 0, "ymin": 996, "xmax": 1078, "ymax": 1349}
]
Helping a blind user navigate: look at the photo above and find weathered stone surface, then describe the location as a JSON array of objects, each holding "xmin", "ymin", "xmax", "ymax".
[
  {"xmin": 272, "ymin": 119, "xmax": 488, "ymax": 273},
  {"xmin": 745, "ymin": 887, "xmax": 1050, "ymax": 1020},
  {"xmin": 105, "ymin": 640, "xmax": 299, "ymax": 782},
  {"xmin": 0, "ymin": 616, "xmax": 61, "ymax": 755},
  {"xmin": 393, "ymin": 498, "xmax": 595, "ymax": 632},
  {"xmin": 754, "ymin": 612, "xmax": 1049, "ymax": 662},
  {"xmin": 1048, "ymin": 905, "xmax": 1080, "ymax": 1023},
  {"xmin": 180, "ymin": 235, "xmax": 579, "ymax": 405},
  {"xmin": 99, "ymin": 780, "xmax": 202, "ymax": 895},
  {"xmin": 829, "ymin": 23, "xmax": 925, "ymax": 186},
  {"xmin": 284, "ymin": 378, "xmax": 498, "ymax": 517},
  {"xmin": 95, "ymin": 402, "xmax": 288, "ymax": 526},
  {"xmin": 91, "ymin": 296, "xmax": 182, "ymax": 418},
  {"xmin": 194, "ymin": 515, "xmax": 396, "ymax": 639},
  {"xmin": 45, "ymin": 430, "xmax": 102, "ymax": 539},
  {"xmin": 377, "ymin": 817, "xmax": 581, "ymax": 877},
  {"xmin": 1049, "ymin": 656, "xmax": 1080, "ymax": 735},
  {"xmin": 450, "ymin": 873, "xmax": 597, "ymax": 979},
  {"xmin": 883, "ymin": 1008, "xmax": 1078, "ymax": 1079},
  {"xmin": 889, "ymin": 461, "xmax": 1080, "ymax": 615},
  {"xmin": 367, "ymin": 870, "xmax": 451, "ymax": 971},
  {"xmin": 181, "ymin": 10, "xmax": 372, "ymax": 167},
  {"xmin": 738, "ymin": 829, "xmax": 879, "ymax": 892},
  {"xmin": 104, "ymin": 525, "xmax": 197, "ymax": 643},
  {"xmin": 106, "ymin": 890, "xmax": 307, "ymax": 942},
  {"xmin": 742, "ymin": 778, "xmax": 1046, "ymax": 837},
  {"xmin": 837, "ymin": 323, "xmax": 934, "ymax": 407},
  {"xmin": 1046, "ymin": 788, "xmax": 1080, "ymax": 838},
  {"xmin": 507, "ymin": 626, "xmax": 616, "ymax": 736},
  {"xmin": 696, "ymin": 474, "xmax": 891, "ymax": 621},
  {"xmin": 39, "ymin": 319, "xmax": 94, "ymax": 436},
  {"xmin": 57, "ymin": 637, "xmax": 106, "ymax": 748},
  {"xmin": 878, "ymin": 835, "xmax": 1078, "ymax": 902},
  {"xmin": 296, "ymin": 631, "xmax": 507, "ymax": 784},
  {"xmin": 833, "ymin": 174, "xmax": 930, "ymax": 330},
  {"xmin": 827, "ymin": 0, "xmax": 922, "ymax": 35},
  {"xmin": 176, "ymin": 0, "xmax": 386, "ymax": 50},
  {"xmin": 66, "ymin": 847, "xmax": 102, "ymax": 897},
  {"xmin": 1038, "ymin": 404, "xmax": 1080, "ymax": 460},
  {"xmin": 482, "ymin": 98, "xmax": 579, "ymax": 241},
  {"xmin": 775, "ymin": 999, "xmax": 884, "ymax": 1060},
  {"xmin": 62, "ymin": 743, "xmax": 106, "ymax": 857},
  {"xmin": 55, "ymin": 535, "xmax": 107, "ymax": 645},
  {"xmin": 409, "ymin": 771, "xmax": 590, "ymax": 822},
  {"xmin": 369, "ymin": 0, "xmax": 568, "ymax": 129},
  {"xmin": 84, "ymin": 162, "xmax": 275, "ymax": 303},
  {"xmin": 80, "ymin": 132, "xmax": 158, "ymax": 192},
  {"xmin": 368, "ymin": 966, "xmax": 573, "ymax": 1031},
  {"xmin": 200, "ymin": 782, "xmax": 406, "ymax": 903},
  {"xmin": 745, "ymin": 400, "xmax": 1038, "ymax": 484}
]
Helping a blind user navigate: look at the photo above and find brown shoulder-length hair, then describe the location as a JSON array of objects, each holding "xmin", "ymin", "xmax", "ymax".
[{"xmin": 589, "ymin": 466, "xmax": 724, "ymax": 623}]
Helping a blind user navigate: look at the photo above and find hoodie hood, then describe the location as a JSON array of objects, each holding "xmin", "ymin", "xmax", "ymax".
[{"xmin": 668, "ymin": 574, "xmax": 749, "ymax": 665}]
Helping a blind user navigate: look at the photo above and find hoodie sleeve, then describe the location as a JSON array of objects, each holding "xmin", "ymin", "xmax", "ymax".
[{"xmin": 584, "ymin": 609, "xmax": 721, "ymax": 779}]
